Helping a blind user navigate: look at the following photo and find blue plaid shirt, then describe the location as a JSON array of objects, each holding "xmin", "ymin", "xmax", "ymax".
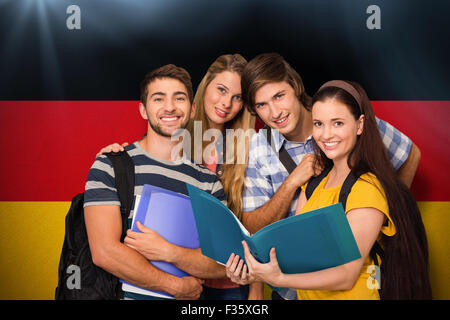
[{"xmin": 243, "ymin": 117, "xmax": 412, "ymax": 300}]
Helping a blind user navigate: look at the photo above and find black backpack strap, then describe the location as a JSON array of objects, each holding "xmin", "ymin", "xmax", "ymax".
[
  {"xmin": 105, "ymin": 151, "xmax": 135, "ymax": 242},
  {"xmin": 305, "ymin": 165, "xmax": 332, "ymax": 200},
  {"xmin": 264, "ymin": 126, "xmax": 297, "ymax": 174},
  {"xmin": 370, "ymin": 241, "xmax": 384, "ymax": 266},
  {"xmin": 338, "ymin": 171, "xmax": 360, "ymax": 209},
  {"xmin": 369, "ymin": 240, "xmax": 384, "ymax": 298}
]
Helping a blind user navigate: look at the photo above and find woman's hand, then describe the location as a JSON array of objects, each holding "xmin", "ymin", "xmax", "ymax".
[
  {"xmin": 96, "ymin": 142, "xmax": 129, "ymax": 158},
  {"xmin": 225, "ymin": 241, "xmax": 285, "ymax": 288},
  {"xmin": 242, "ymin": 241, "xmax": 284, "ymax": 287}
]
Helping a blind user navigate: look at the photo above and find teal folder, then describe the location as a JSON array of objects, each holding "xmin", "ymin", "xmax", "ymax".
[{"xmin": 186, "ymin": 183, "xmax": 361, "ymax": 274}]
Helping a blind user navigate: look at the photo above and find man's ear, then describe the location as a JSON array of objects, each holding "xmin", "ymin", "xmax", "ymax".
[
  {"xmin": 190, "ymin": 101, "xmax": 196, "ymax": 119},
  {"xmin": 139, "ymin": 102, "xmax": 148, "ymax": 120},
  {"xmin": 357, "ymin": 114, "xmax": 365, "ymax": 135}
]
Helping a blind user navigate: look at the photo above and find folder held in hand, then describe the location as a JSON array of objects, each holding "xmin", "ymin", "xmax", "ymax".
[{"xmin": 186, "ymin": 183, "xmax": 361, "ymax": 275}]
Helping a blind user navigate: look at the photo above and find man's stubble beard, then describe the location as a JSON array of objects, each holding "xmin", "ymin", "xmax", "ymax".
[{"xmin": 146, "ymin": 110, "xmax": 190, "ymax": 138}]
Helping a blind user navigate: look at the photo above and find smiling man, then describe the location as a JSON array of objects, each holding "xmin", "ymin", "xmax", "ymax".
[
  {"xmin": 233, "ymin": 53, "xmax": 421, "ymax": 300},
  {"xmin": 140, "ymin": 77, "xmax": 192, "ymax": 138},
  {"xmin": 83, "ymin": 64, "xmax": 227, "ymax": 300}
]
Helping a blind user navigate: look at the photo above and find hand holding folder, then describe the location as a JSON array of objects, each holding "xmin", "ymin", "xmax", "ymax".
[
  {"xmin": 121, "ymin": 184, "xmax": 199, "ymax": 299},
  {"xmin": 186, "ymin": 183, "xmax": 361, "ymax": 275}
]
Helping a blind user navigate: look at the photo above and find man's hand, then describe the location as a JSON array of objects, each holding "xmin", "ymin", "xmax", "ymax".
[
  {"xmin": 124, "ymin": 222, "xmax": 174, "ymax": 262},
  {"xmin": 96, "ymin": 142, "xmax": 129, "ymax": 158},
  {"xmin": 173, "ymin": 276, "xmax": 204, "ymax": 300},
  {"xmin": 285, "ymin": 153, "xmax": 322, "ymax": 189}
]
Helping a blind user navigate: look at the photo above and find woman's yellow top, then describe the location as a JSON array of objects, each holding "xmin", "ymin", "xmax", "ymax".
[{"xmin": 297, "ymin": 171, "xmax": 396, "ymax": 300}]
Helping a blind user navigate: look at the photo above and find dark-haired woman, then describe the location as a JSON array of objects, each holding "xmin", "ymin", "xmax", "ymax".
[{"xmin": 227, "ymin": 80, "xmax": 431, "ymax": 300}]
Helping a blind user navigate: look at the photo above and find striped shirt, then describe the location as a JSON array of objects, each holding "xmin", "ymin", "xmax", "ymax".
[
  {"xmin": 84, "ymin": 142, "xmax": 226, "ymax": 220},
  {"xmin": 243, "ymin": 117, "xmax": 412, "ymax": 300}
]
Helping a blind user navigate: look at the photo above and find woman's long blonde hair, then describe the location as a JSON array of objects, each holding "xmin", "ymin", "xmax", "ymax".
[{"xmin": 187, "ymin": 54, "xmax": 255, "ymax": 220}]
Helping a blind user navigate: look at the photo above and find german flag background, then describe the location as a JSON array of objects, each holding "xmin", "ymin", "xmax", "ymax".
[{"xmin": 0, "ymin": 0, "xmax": 449, "ymax": 300}]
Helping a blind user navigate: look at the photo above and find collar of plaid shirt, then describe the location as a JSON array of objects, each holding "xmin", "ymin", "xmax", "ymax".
[{"xmin": 269, "ymin": 127, "xmax": 314, "ymax": 152}]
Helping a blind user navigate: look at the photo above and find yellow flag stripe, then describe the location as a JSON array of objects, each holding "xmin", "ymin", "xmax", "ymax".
[{"xmin": 0, "ymin": 201, "xmax": 448, "ymax": 300}]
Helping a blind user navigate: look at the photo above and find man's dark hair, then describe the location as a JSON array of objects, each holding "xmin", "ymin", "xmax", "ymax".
[
  {"xmin": 241, "ymin": 53, "xmax": 311, "ymax": 115},
  {"xmin": 140, "ymin": 64, "xmax": 194, "ymax": 105}
]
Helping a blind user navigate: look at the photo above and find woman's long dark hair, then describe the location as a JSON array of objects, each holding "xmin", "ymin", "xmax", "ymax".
[{"xmin": 311, "ymin": 81, "xmax": 431, "ymax": 299}]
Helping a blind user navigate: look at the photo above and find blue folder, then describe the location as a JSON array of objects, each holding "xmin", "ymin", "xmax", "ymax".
[
  {"xmin": 186, "ymin": 183, "xmax": 361, "ymax": 275},
  {"xmin": 121, "ymin": 184, "xmax": 199, "ymax": 299}
]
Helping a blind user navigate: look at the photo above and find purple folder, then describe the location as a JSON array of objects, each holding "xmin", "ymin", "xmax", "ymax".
[{"xmin": 121, "ymin": 184, "xmax": 199, "ymax": 299}]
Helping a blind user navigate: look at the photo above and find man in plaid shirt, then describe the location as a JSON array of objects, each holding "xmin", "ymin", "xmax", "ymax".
[{"xmin": 236, "ymin": 53, "xmax": 421, "ymax": 300}]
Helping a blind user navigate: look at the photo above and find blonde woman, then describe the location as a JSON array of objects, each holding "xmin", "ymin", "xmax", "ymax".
[{"xmin": 97, "ymin": 54, "xmax": 262, "ymax": 300}]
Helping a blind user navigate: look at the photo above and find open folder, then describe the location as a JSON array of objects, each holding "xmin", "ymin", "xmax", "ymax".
[
  {"xmin": 121, "ymin": 184, "xmax": 199, "ymax": 299},
  {"xmin": 186, "ymin": 183, "xmax": 361, "ymax": 275}
]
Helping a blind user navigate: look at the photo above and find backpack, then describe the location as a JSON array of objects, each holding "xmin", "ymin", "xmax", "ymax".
[
  {"xmin": 265, "ymin": 126, "xmax": 384, "ymax": 298},
  {"xmin": 55, "ymin": 151, "xmax": 135, "ymax": 300}
]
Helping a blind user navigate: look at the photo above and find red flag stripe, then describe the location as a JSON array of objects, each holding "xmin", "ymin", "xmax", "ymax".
[
  {"xmin": 0, "ymin": 101, "xmax": 146, "ymax": 201},
  {"xmin": 371, "ymin": 101, "xmax": 450, "ymax": 201},
  {"xmin": 0, "ymin": 101, "xmax": 448, "ymax": 201}
]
